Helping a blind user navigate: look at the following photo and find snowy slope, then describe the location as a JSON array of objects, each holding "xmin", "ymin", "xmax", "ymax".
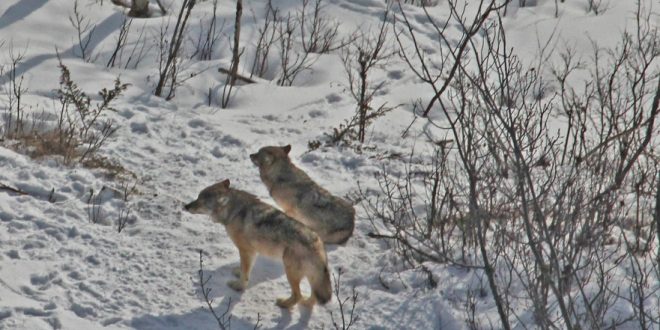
[{"xmin": 0, "ymin": 0, "xmax": 658, "ymax": 329}]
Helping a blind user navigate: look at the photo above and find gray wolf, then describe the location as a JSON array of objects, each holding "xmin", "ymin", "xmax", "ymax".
[
  {"xmin": 249, "ymin": 145, "xmax": 355, "ymax": 244},
  {"xmin": 184, "ymin": 179, "xmax": 332, "ymax": 308}
]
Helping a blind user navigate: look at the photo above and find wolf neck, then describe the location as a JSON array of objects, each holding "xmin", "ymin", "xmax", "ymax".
[
  {"xmin": 217, "ymin": 191, "xmax": 242, "ymax": 225},
  {"xmin": 262, "ymin": 160, "xmax": 301, "ymax": 190},
  {"xmin": 215, "ymin": 190, "xmax": 254, "ymax": 225}
]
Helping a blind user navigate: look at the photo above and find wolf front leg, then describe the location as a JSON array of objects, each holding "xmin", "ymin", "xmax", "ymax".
[{"xmin": 227, "ymin": 248, "xmax": 255, "ymax": 291}]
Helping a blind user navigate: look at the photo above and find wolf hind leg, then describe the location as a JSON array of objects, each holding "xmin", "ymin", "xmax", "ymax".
[
  {"xmin": 277, "ymin": 252, "xmax": 303, "ymax": 308},
  {"xmin": 232, "ymin": 266, "xmax": 241, "ymax": 278}
]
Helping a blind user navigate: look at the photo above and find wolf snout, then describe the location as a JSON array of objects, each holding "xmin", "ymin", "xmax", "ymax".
[
  {"xmin": 249, "ymin": 153, "xmax": 258, "ymax": 165},
  {"xmin": 183, "ymin": 202, "xmax": 193, "ymax": 211}
]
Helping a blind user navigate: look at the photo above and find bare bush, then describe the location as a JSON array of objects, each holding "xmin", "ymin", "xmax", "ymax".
[
  {"xmin": 192, "ymin": 0, "xmax": 224, "ymax": 61},
  {"xmin": 249, "ymin": 0, "xmax": 279, "ymax": 79},
  {"xmin": 299, "ymin": 0, "xmax": 348, "ymax": 54},
  {"xmin": 69, "ymin": 0, "xmax": 97, "ymax": 62},
  {"xmin": 107, "ymin": 16, "xmax": 150, "ymax": 70},
  {"xmin": 221, "ymin": 0, "xmax": 243, "ymax": 108},
  {"xmin": 2, "ymin": 44, "xmax": 28, "ymax": 138},
  {"xmin": 154, "ymin": 0, "xmax": 197, "ymax": 100},
  {"xmin": 586, "ymin": 0, "xmax": 609, "ymax": 15},
  {"xmin": 87, "ymin": 187, "xmax": 105, "ymax": 224},
  {"xmin": 116, "ymin": 206, "xmax": 130, "ymax": 233},
  {"xmin": 330, "ymin": 269, "xmax": 359, "ymax": 330},
  {"xmin": 276, "ymin": 13, "xmax": 316, "ymax": 86},
  {"xmin": 55, "ymin": 59, "xmax": 129, "ymax": 164},
  {"xmin": 198, "ymin": 250, "xmax": 232, "ymax": 330},
  {"xmin": 364, "ymin": 0, "xmax": 659, "ymax": 329},
  {"xmin": 107, "ymin": 17, "xmax": 132, "ymax": 68},
  {"xmin": 4, "ymin": 58, "xmax": 127, "ymax": 166},
  {"xmin": 331, "ymin": 8, "xmax": 392, "ymax": 146}
]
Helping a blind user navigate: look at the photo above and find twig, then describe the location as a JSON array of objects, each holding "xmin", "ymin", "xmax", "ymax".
[
  {"xmin": 198, "ymin": 250, "xmax": 232, "ymax": 330},
  {"xmin": 0, "ymin": 182, "xmax": 28, "ymax": 195}
]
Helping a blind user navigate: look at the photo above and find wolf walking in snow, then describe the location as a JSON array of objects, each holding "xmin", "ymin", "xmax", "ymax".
[
  {"xmin": 184, "ymin": 179, "xmax": 332, "ymax": 308},
  {"xmin": 250, "ymin": 145, "xmax": 355, "ymax": 244}
]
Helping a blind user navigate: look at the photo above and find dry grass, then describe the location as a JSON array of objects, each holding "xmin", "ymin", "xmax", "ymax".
[{"xmin": 3, "ymin": 130, "xmax": 132, "ymax": 179}]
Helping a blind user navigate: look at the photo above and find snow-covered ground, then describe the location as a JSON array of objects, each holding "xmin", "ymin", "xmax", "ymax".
[{"xmin": 0, "ymin": 0, "xmax": 658, "ymax": 329}]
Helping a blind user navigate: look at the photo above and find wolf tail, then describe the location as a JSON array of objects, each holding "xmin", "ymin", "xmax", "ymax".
[{"xmin": 311, "ymin": 264, "xmax": 332, "ymax": 305}]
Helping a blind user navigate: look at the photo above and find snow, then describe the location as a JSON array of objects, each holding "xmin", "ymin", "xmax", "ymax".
[{"xmin": 0, "ymin": 0, "xmax": 658, "ymax": 329}]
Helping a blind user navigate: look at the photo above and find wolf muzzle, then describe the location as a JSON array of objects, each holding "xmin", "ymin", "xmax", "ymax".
[
  {"xmin": 249, "ymin": 153, "xmax": 259, "ymax": 166},
  {"xmin": 183, "ymin": 201, "xmax": 195, "ymax": 211}
]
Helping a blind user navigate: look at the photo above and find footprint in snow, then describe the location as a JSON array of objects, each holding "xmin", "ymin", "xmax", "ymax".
[
  {"xmin": 325, "ymin": 93, "xmax": 342, "ymax": 104},
  {"xmin": 187, "ymin": 118, "xmax": 207, "ymax": 129},
  {"xmin": 387, "ymin": 70, "xmax": 404, "ymax": 80}
]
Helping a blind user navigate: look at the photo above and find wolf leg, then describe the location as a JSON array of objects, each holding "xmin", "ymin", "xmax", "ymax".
[
  {"xmin": 232, "ymin": 266, "xmax": 241, "ymax": 278},
  {"xmin": 228, "ymin": 248, "xmax": 254, "ymax": 291},
  {"xmin": 277, "ymin": 254, "xmax": 303, "ymax": 308},
  {"xmin": 276, "ymin": 270, "xmax": 302, "ymax": 308}
]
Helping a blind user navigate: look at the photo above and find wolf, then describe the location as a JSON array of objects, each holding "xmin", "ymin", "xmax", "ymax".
[
  {"xmin": 249, "ymin": 145, "xmax": 355, "ymax": 244},
  {"xmin": 184, "ymin": 179, "xmax": 332, "ymax": 308}
]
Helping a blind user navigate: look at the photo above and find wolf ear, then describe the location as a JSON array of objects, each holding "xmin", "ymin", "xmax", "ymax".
[
  {"xmin": 282, "ymin": 144, "xmax": 291, "ymax": 154},
  {"xmin": 221, "ymin": 179, "xmax": 230, "ymax": 188}
]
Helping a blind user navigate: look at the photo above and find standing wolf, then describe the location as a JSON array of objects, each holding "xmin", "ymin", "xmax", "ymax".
[
  {"xmin": 250, "ymin": 145, "xmax": 355, "ymax": 244},
  {"xmin": 184, "ymin": 179, "xmax": 332, "ymax": 308}
]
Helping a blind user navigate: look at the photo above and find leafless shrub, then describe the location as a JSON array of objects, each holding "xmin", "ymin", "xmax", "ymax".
[
  {"xmin": 154, "ymin": 0, "xmax": 197, "ymax": 100},
  {"xmin": 394, "ymin": 0, "xmax": 502, "ymax": 117},
  {"xmin": 116, "ymin": 206, "xmax": 130, "ymax": 232},
  {"xmin": 463, "ymin": 279, "xmax": 488, "ymax": 330},
  {"xmin": 198, "ymin": 250, "xmax": 232, "ymax": 330},
  {"xmin": 331, "ymin": 8, "xmax": 393, "ymax": 146},
  {"xmin": 107, "ymin": 16, "xmax": 151, "ymax": 70},
  {"xmin": 69, "ymin": 0, "xmax": 97, "ymax": 62},
  {"xmin": 116, "ymin": 174, "xmax": 139, "ymax": 202},
  {"xmin": 586, "ymin": 0, "xmax": 609, "ymax": 15},
  {"xmin": 107, "ymin": 17, "xmax": 132, "ymax": 68},
  {"xmin": 330, "ymin": 269, "xmax": 359, "ymax": 330},
  {"xmin": 55, "ymin": 59, "xmax": 129, "ymax": 164},
  {"xmin": 3, "ymin": 58, "xmax": 127, "ymax": 167},
  {"xmin": 191, "ymin": 0, "xmax": 224, "ymax": 61},
  {"xmin": 2, "ymin": 44, "xmax": 28, "ymax": 138},
  {"xmin": 365, "ymin": 0, "xmax": 659, "ymax": 329},
  {"xmin": 276, "ymin": 13, "xmax": 316, "ymax": 86},
  {"xmin": 87, "ymin": 187, "xmax": 105, "ymax": 224},
  {"xmin": 299, "ymin": 0, "xmax": 349, "ymax": 54},
  {"xmin": 249, "ymin": 0, "xmax": 279, "ymax": 79},
  {"xmin": 221, "ymin": 0, "xmax": 243, "ymax": 108}
]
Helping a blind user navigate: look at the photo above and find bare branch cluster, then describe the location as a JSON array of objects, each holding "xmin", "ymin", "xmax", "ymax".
[
  {"xmin": 107, "ymin": 17, "xmax": 151, "ymax": 69},
  {"xmin": 198, "ymin": 250, "xmax": 233, "ymax": 330},
  {"xmin": 69, "ymin": 0, "xmax": 97, "ymax": 62},
  {"xmin": 364, "ymin": 1, "xmax": 659, "ymax": 329},
  {"xmin": 1, "ymin": 44, "xmax": 28, "ymax": 139},
  {"xmin": 221, "ymin": 0, "xmax": 243, "ymax": 108},
  {"xmin": 154, "ymin": 0, "xmax": 197, "ymax": 100},
  {"xmin": 330, "ymin": 269, "xmax": 359, "ymax": 330}
]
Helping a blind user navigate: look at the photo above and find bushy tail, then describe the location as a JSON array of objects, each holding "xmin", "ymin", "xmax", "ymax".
[{"xmin": 311, "ymin": 264, "xmax": 332, "ymax": 305}]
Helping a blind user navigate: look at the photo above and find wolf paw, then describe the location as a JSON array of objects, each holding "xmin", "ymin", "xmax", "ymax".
[
  {"xmin": 227, "ymin": 280, "xmax": 245, "ymax": 292},
  {"xmin": 231, "ymin": 266, "xmax": 241, "ymax": 278},
  {"xmin": 300, "ymin": 296, "xmax": 316, "ymax": 309},
  {"xmin": 276, "ymin": 296, "xmax": 300, "ymax": 309}
]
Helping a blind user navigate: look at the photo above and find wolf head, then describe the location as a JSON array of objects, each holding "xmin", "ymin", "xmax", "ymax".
[
  {"xmin": 249, "ymin": 145, "xmax": 291, "ymax": 169},
  {"xmin": 184, "ymin": 179, "xmax": 231, "ymax": 215}
]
